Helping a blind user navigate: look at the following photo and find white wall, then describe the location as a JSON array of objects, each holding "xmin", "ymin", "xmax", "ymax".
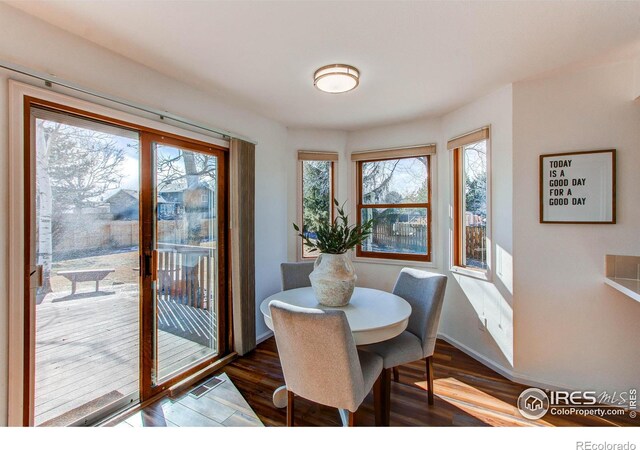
[
  {"xmin": 440, "ymin": 86, "xmax": 514, "ymax": 371},
  {"xmin": 512, "ymin": 59, "xmax": 640, "ymax": 392},
  {"xmin": 634, "ymin": 56, "xmax": 640, "ymax": 100},
  {"xmin": 345, "ymin": 87, "xmax": 515, "ymax": 372},
  {"xmin": 0, "ymin": 4, "xmax": 289, "ymax": 425}
]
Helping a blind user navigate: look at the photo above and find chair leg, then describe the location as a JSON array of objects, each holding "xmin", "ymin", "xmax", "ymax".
[
  {"xmin": 382, "ymin": 368, "xmax": 391, "ymax": 425},
  {"xmin": 373, "ymin": 371, "xmax": 388, "ymax": 426},
  {"xmin": 348, "ymin": 411, "xmax": 356, "ymax": 427},
  {"xmin": 426, "ymin": 356, "xmax": 434, "ymax": 405},
  {"xmin": 287, "ymin": 390, "xmax": 294, "ymax": 426},
  {"xmin": 392, "ymin": 367, "xmax": 399, "ymax": 383}
]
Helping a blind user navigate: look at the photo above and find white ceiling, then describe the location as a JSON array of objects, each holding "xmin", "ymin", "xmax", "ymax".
[{"xmin": 7, "ymin": 1, "xmax": 640, "ymax": 131}]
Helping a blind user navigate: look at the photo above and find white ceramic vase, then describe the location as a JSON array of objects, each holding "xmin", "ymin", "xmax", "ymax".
[{"xmin": 309, "ymin": 252, "xmax": 357, "ymax": 307}]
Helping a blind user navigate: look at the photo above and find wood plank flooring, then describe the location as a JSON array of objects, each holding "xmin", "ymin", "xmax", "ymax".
[
  {"xmin": 221, "ymin": 337, "xmax": 638, "ymax": 427},
  {"xmin": 35, "ymin": 286, "xmax": 216, "ymax": 426}
]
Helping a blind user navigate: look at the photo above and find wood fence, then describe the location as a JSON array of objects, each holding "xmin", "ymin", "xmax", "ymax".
[
  {"xmin": 156, "ymin": 243, "xmax": 216, "ymax": 310},
  {"xmin": 370, "ymin": 222, "xmax": 428, "ymax": 254},
  {"xmin": 53, "ymin": 219, "xmax": 216, "ymax": 254},
  {"xmin": 465, "ymin": 225, "xmax": 486, "ymax": 266}
]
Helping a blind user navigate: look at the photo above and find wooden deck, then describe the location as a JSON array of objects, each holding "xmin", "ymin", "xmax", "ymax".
[{"xmin": 35, "ymin": 284, "xmax": 216, "ymax": 426}]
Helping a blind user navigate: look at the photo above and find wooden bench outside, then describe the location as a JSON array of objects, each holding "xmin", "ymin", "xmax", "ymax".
[{"xmin": 57, "ymin": 269, "xmax": 116, "ymax": 294}]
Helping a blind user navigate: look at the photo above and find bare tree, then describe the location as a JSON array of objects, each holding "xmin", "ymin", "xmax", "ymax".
[
  {"xmin": 36, "ymin": 120, "xmax": 125, "ymax": 296},
  {"xmin": 47, "ymin": 126, "xmax": 125, "ymax": 211}
]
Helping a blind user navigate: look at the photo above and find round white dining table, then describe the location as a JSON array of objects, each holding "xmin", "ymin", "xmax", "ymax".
[
  {"xmin": 260, "ymin": 286, "xmax": 412, "ymax": 346},
  {"xmin": 260, "ymin": 286, "xmax": 412, "ymax": 414}
]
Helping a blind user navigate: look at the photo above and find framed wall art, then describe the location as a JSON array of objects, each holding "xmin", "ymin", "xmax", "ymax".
[{"xmin": 539, "ymin": 149, "xmax": 616, "ymax": 224}]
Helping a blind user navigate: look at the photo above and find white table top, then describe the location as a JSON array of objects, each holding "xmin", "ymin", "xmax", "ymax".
[{"xmin": 260, "ymin": 287, "xmax": 412, "ymax": 345}]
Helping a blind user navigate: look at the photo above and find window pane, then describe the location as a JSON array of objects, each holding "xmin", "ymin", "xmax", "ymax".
[
  {"xmin": 155, "ymin": 144, "xmax": 218, "ymax": 381},
  {"xmin": 33, "ymin": 109, "xmax": 140, "ymax": 425},
  {"xmin": 463, "ymin": 140, "xmax": 487, "ymax": 270},
  {"xmin": 302, "ymin": 160, "xmax": 332, "ymax": 258},
  {"xmin": 362, "ymin": 157, "xmax": 427, "ymax": 204},
  {"xmin": 360, "ymin": 207, "xmax": 428, "ymax": 255}
]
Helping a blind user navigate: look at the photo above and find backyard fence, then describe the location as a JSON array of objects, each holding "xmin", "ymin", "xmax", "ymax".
[
  {"xmin": 465, "ymin": 225, "xmax": 486, "ymax": 267},
  {"xmin": 52, "ymin": 218, "xmax": 216, "ymax": 254},
  {"xmin": 370, "ymin": 221, "xmax": 428, "ymax": 254}
]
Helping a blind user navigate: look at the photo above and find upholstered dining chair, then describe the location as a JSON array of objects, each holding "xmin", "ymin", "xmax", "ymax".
[
  {"xmin": 360, "ymin": 268, "xmax": 447, "ymax": 413},
  {"xmin": 269, "ymin": 300, "xmax": 384, "ymax": 426},
  {"xmin": 280, "ymin": 261, "xmax": 314, "ymax": 291}
]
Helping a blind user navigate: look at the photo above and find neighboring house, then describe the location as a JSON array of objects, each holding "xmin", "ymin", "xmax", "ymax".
[
  {"xmin": 105, "ymin": 189, "xmax": 139, "ymax": 220},
  {"xmin": 159, "ymin": 183, "xmax": 215, "ymax": 218},
  {"xmin": 106, "ymin": 185, "xmax": 215, "ymax": 221},
  {"xmin": 157, "ymin": 197, "xmax": 182, "ymax": 220}
]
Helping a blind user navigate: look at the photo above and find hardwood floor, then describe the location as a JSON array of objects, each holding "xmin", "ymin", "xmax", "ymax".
[{"xmin": 222, "ymin": 337, "xmax": 638, "ymax": 427}]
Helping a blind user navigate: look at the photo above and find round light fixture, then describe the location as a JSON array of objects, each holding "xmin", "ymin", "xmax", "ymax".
[{"xmin": 313, "ymin": 64, "xmax": 360, "ymax": 94}]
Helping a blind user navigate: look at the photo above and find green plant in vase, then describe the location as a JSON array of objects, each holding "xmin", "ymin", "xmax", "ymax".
[{"xmin": 292, "ymin": 199, "xmax": 374, "ymax": 307}]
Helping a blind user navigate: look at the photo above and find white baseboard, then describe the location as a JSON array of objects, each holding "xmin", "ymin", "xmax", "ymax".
[
  {"xmin": 437, "ymin": 332, "xmax": 573, "ymax": 392},
  {"xmin": 256, "ymin": 330, "xmax": 273, "ymax": 345}
]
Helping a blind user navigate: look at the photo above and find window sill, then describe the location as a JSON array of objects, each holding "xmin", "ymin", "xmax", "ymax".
[
  {"xmin": 353, "ymin": 255, "xmax": 437, "ymax": 269},
  {"xmin": 450, "ymin": 265, "xmax": 490, "ymax": 281}
]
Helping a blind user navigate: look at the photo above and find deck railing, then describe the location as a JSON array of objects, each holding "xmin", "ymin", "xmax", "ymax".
[{"xmin": 156, "ymin": 243, "xmax": 216, "ymax": 310}]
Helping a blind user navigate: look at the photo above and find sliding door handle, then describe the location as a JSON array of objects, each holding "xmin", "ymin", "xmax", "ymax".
[
  {"xmin": 151, "ymin": 250, "xmax": 158, "ymax": 282},
  {"xmin": 30, "ymin": 265, "xmax": 44, "ymax": 288}
]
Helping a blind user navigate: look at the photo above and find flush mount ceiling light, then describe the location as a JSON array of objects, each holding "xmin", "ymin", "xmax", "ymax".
[{"xmin": 313, "ymin": 64, "xmax": 360, "ymax": 94}]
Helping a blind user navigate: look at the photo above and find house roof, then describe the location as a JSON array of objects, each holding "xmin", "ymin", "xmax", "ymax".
[{"xmin": 106, "ymin": 189, "xmax": 138, "ymax": 202}]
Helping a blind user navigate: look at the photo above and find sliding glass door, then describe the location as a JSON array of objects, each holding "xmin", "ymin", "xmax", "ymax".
[
  {"xmin": 144, "ymin": 136, "xmax": 227, "ymax": 390},
  {"xmin": 31, "ymin": 107, "xmax": 141, "ymax": 426},
  {"xmin": 26, "ymin": 100, "xmax": 229, "ymax": 426}
]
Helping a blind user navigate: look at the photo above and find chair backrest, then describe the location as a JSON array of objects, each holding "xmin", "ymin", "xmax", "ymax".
[
  {"xmin": 269, "ymin": 300, "xmax": 366, "ymax": 412},
  {"xmin": 280, "ymin": 261, "xmax": 314, "ymax": 291},
  {"xmin": 392, "ymin": 268, "xmax": 447, "ymax": 357}
]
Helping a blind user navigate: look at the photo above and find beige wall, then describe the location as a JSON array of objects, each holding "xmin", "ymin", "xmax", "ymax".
[
  {"xmin": 512, "ymin": 59, "xmax": 640, "ymax": 392},
  {"xmin": 0, "ymin": 4, "xmax": 289, "ymax": 425}
]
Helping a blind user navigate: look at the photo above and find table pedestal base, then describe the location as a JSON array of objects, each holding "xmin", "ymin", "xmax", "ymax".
[{"xmin": 272, "ymin": 385, "xmax": 288, "ymax": 409}]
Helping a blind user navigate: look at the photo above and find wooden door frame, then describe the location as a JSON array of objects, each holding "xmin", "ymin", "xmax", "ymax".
[
  {"xmin": 8, "ymin": 81, "xmax": 232, "ymax": 426},
  {"xmin": 141, "ymin": 132, "xmax": 230, "ymax": 400}
]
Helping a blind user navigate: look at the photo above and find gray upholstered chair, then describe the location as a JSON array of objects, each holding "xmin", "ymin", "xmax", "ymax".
[
  {"xmin": 269, "ymin": 300, "xmax": 384, "ymax": 426},
  {"xmin": 280, "ymin": 261, "xmax": 314, "ymax": 291},
  {"xmin": 360, "ymin": 268, "xmax": 447, "ymax": 413}
]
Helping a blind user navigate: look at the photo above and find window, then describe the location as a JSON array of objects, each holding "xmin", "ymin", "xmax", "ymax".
[
  {"xmin": 298, "ymin": 151, "xmax": 337, "ymax": 259},
  {"xmin": 450, "ymin": 127, "xmax": 490, "ymax": 273},
  {"xmin": 353, "ymin": 146, "xmax": 435, "ymax": 262}
]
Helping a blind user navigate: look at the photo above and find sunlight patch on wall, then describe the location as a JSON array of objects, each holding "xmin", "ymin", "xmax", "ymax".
[{"xmin": 453, "ymin": 273, "xmax": 514, "ymax": 367}]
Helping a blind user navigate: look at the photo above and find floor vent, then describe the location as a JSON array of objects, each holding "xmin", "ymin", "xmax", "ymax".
[{"xmin": 189, "ymin": 376, "xmax": 225, "ymax": 399}]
